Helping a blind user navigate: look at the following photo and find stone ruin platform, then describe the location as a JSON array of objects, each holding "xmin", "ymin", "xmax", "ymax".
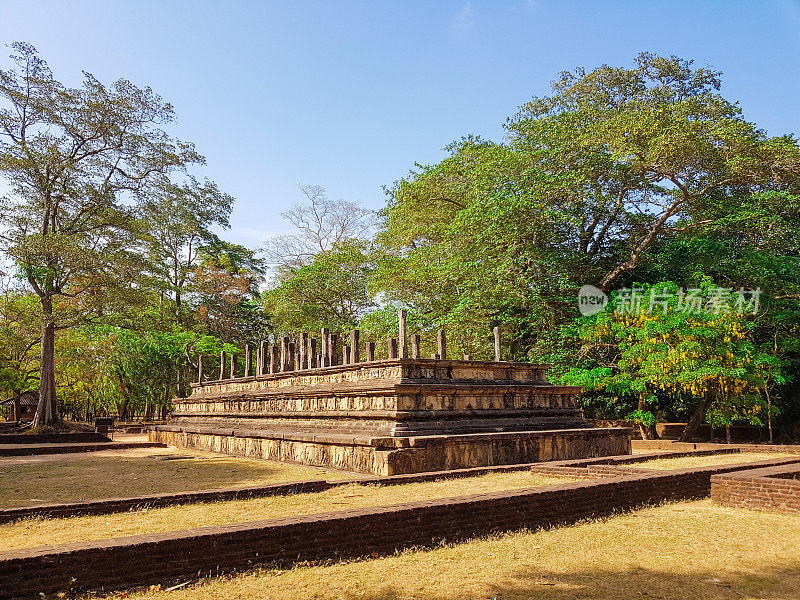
[{"xmin": 149, "ymin": 358, "xmax": 630, "ymax": 475}]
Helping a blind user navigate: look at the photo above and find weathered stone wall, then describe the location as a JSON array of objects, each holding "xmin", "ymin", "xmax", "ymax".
[
  {"xmin": 154, "ymin": 358, "xmax": 629, "ymax": 473},
  {"xmin": 169, "ymin": 359, "xmax": 587, "ymax": 438},
  {"xmin": 148, "ymin": 426, "xmax": 631, "ymax": 475}
]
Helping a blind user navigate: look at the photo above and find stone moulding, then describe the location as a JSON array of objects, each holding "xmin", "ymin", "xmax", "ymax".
[{"xmin": 152, "ymin": 358, "xmax": 631, "ymax": 475}]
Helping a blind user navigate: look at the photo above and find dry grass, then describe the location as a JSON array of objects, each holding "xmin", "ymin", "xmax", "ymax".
[
  {"xmin": 628, "ymin": 452, "xmax": 795, "ymax": 470},
  {"xmin": 0, "ymin": 447, "xmax": 357, "ymax": 507},
  {"xmin": 88, "ymin": 499, "xmax": 800, "ymax": 600},
  {"xmin": 0, "ymin": 471, "xmax": 571, "ymax": 551}
]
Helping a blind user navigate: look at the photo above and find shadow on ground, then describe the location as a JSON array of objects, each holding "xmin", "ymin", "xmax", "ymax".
[{"xmin": 328, "ymin": 563, "xmax": 800, "ymax": 600}]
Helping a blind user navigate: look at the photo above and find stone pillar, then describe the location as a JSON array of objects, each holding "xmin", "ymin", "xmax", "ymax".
[
  {"xmin": 197, "ymin": 354, "xmax": 203, "ymax": 383},
  {"xmin": 411, "ymin": 334, "xmax": 421, "ymax": 359},
  {"xmin": 388, "ymin": 338, "xmax": 398, "ymax": 359},
  {"xmin": 437, "ymin": 329, "xmax": 447, "ymax": 360},
  {"xmin": 300, "ymin": 333, "xmax": 309, "ymax": 369},
  {"xmin": 493, "ymin": 326, "xmax": 501, "ymax": 362},
  {"xmin": 321, "ymin": 328, "xmax": 330, "ymax": 367},
  {"xmin": 330, "ymin": 334, "xmax": 339, "ymax": 366},
  {"xmin": 366, "ymin": 341, "xmax": 376, "ymax": 362},
  {"xmin": 350, "ymin": 329, "xmax": 360, "ymax": 363},
  {"xmin": 398, "ymin": 309, "xmax": 408, "ymax": 358},
  {"xmin": 270, "ymin": 345, "xmax": 281, "ymax": 373},
  {"xmin": 259, "ymin": 341, "xmax": 268, "ymax": 375},
  {"xmin": 287, "ymin": 341, "xmax": 296, "ymax": 371},
  {"xmin": 219, "ymin": 351, "xmax": 226, "ymax": 380},
  {"xmin": 310, "ymin": 338, "xmax": 318, "ymax": 368},
  {"xmin": 245, "ymin": 344, "xmax": 253, "ymax": 377},
  {"xmin": 343, "ymin": 345, "xmax": 351, "ymax": 365},
  {"xmin": 281, "ymin": 336, "xmax": 290, "ymax": 371},
  {"xmin": 229, "ymin": 352, "xmax": 236, "ymax": 379}
]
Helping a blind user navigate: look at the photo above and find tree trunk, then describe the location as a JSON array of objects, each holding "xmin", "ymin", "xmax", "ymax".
[
  {"xmin": 765, "ymin": 384, "xmax": 774, "ymax": 445},
  {"xmin": 679, "ymin": 397, "xmax": 711, "ymax": 442},
  {"xmin": 12, "ymin": 391, "xmax": 20, "ymax": 422},
  {"xmin": 637, "ymin": 394, "xmax": 651, "ymax": 440},
  {"xmin": 32, "ymin": 301, "xmax": 59, "ymax": 427},
  {"xmin": 725, "ymin": 423, "xmax": 731, "ymax": 444}
]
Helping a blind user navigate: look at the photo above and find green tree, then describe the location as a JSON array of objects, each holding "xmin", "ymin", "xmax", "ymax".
[
  {"xmin": 140, "ymin": 176, "xmax": 234, "ymax": 319},
  {"xmin": 563, "ymin": 282, "xmax": 776, "ymax": 441},
  {"xmin": 508, "ymin": 52, "xmax": 800, "ymax": 290},
  {"xmin": 0, "ymin": 43, "xmax": 201, "ymax": 425},
  {"xmin": 377, "ymin": 52, "xmax": 800, "ymax": 371},
  {"xmin": 264, "ymin": 239, "xmax": 376, "ymax": 335},
  {"xmin": 0, "ymin": 285, "xmax": 40, "ymax": 418},
  {"xmin": 193, "ymin": 241, "xmax": 269, "ymax": 345}
]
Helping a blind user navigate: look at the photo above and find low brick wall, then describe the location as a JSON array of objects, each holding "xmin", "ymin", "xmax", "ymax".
[
  {"xmin": 0, "ymin": 441, "xmax": 164, "ymax": 457},
  {"xmin": 711, "ymin": 464, "xmax": 800, "ymax": 514},
  {"xmin": 0, "ymin": 442, "xmax": 166, "ymax": 457},
  {"xmin": 0, "ymin": 480, "xmax": 331, "ymax": 524},
  {"xmin": 0, "ymin": 462, "xmax": 539, "ymax": 523},
  {"xmin": 0, "ymin": 449, "xmax": 772, "ymax": 524},
  {"xmin": 632, "ymin": 440, "xmax": 800, "ymax": 453},
  {"xmin": 0, "ymin": 433, "xmax": 109, "ymax": 445},
  {"xmin": 3, "ymin": 456, "xmax": 799, "ymax": 600}
]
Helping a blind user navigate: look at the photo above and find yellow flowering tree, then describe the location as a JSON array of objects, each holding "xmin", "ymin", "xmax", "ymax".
[{"xmin": 563, "ymin": 282, "xmax": 774, "ymax": 441}]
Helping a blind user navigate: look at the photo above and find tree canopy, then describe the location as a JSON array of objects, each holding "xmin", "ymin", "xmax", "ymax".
[{"xmin": 1, "ymin": 48, "xmax": 799, "ymax": 442}]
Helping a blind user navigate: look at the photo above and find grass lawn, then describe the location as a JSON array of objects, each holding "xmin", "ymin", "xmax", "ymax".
[
  {"xmin": 628, "ymin": 452, "xmax": 795, "ymax": 470},
  {"xmin": 0, "ymin": 447, "xmax": 358, "ymax": 507},
  {"xmin": 0, "ymin": 471, "xmax": 571, "ymax": 550},
  {"xmin": 89, "ymin": 499, "xmax": 800, "ymax": 600}
]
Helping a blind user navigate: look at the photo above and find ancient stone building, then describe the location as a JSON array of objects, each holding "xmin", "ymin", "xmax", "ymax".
[{"xmin": 149, "ymin": 326, "xmax": 630, "ymax": 474}]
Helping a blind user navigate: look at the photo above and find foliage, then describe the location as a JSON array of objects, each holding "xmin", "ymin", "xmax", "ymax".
[
  {"xmin": 264, "ymin": 239, "xmax": 376, "ymax": 337},
  {"xmin": 1, "ymin": 47, "xmax": 799, "ymax": 441},
  {"xmin": 0, "ymin": 287, "xmax": 40, "ymax": 417},
  {"xmin": 0, "ymin": 42, "xmax": 202, "ymax": 424},
  {"xmin": 563, "ymin": 282, "xmax": 781, "ymax": 438}
]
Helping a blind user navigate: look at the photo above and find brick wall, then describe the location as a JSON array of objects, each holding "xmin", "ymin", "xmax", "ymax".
[
  {"xmin": 711, "ymin": 464, "xmax": 800, "ymax": 515},
  {"xmin": 3, "ymin": 457, "xmax": 799, "ymax": 600},
  {"xmin": 0, "ymin": 480, "xmax": 332, "ymax": 524}
]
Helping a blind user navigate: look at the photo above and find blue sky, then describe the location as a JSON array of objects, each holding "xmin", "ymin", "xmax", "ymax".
[{"xmin": 2, "ymin": 1, "xmax": 799, "ymax": 246}]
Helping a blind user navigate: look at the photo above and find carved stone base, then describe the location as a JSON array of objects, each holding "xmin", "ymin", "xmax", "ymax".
[{"xmin": 148, "ymin": 425, "xmax": 631, "ymax": 476}]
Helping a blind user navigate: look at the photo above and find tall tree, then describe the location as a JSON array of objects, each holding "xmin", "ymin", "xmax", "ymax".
[
  {"xmin": 193, "ymin": 240, "xmax": 269, "ymax": 345},
  {"xmin": 264, "ymin": 185, "xmax": 377, "ymax": 269},
  {"xmin": 140, "ymin": 176, "xmax": 234, "ymax": 318},
  {"xmin": 378, "ymin": 53, "xmax": 800, "ymax": 362},
  {"xmin": 508, "ymin": 52, "xmax": 800, "ymax": 290},
  {"xmin": 0, "ymin": 43, "xmax": 201, "ymax": 425},
  {"xmin": 263, "ymin": 239, "xmax": 376, "ymax": 335}
]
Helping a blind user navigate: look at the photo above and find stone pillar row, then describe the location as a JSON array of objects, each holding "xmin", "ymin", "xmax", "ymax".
[{"xmin": 197, "ymin": 309, "xmax": 502, "ymax": 382}]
